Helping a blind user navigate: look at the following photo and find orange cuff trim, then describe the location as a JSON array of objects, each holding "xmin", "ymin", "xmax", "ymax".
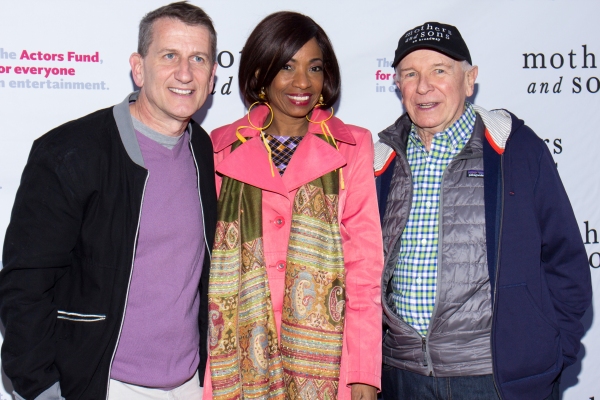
[
  {"xmin": 374, "ymin": 152, "xmax": 396, "ymax": 177},
  {"xmin": 485, "ymin": 128, "xmax": 505, "ymax": 155}
]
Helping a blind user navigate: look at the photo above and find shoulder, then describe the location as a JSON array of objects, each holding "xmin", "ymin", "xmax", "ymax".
[
  {"xmin": 21, "ymin": 107, "xmax": 120, "ymax": 201},
  {"xmin": 505, "ymin": 112, "xmax": 545, "ymax": 150},
  {"xmin": 327, "ymin": 116, "xmax": 370, "ymax": 148},
  {"xmin": 40, "ymin": 107, "xmax": 115, "ymax": 140},
  {"xmin": 190, "ymin": 120, "xmax": 212, "ymax": 146},
  {"xmin": 189, "ymin": 121, "xmax": 215, "ymax": 164},
  {"xmin": 341, "ymin": 122, "xmax": 370, "ymax": 137},
  {"xmin": 33, "ymin": 106, "xmax": 117, "ymax": 158},
  {"xmin": 473, "ymin": 104, "xmax": 545, "ymax": 154},
  {"xmin": 344, "ymin": 123, "xmax": 373, "ymax": 146},
  {"xmin": 210, "ymin": 122, "xmax": 232, "ymax": 144},
  {"xmin": 497, "ymin": 109, "xmax": 548, "ymax": 167},
  {"xmin": 374, "ymin": 141, "xmax": 395, "ymax": 177},
  {"xmin": 210, "ymin": 116, "xmax": 249, "ymax": 154}
]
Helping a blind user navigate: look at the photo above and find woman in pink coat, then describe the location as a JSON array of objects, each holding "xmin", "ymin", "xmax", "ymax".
[{"xmin": 205, "ymin": 11, "xmax": 383, "ymax": 400}]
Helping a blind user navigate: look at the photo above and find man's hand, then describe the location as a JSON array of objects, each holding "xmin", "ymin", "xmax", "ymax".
[{"xmin": 350, "ymin": 383, "xmax": 377, "ymax": 400}]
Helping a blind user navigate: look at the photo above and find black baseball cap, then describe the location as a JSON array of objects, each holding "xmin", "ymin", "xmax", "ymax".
[{"xmin": 392, "ymin": 22, "xmax": 472, "ymax": 68}]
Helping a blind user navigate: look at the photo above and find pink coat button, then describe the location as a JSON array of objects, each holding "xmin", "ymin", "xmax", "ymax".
[
  {"xmin": 273, "ymin": 216, "xmax": 285, "ymax": 227},
  {"xmin": 276, "ymin": 261, "xmax": 286, "ymax": 270}
]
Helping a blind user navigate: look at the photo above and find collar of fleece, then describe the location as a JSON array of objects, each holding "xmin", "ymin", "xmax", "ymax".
[{"xmin": 374, "ymin": 105, "xmax": 512, "ymax": 175}]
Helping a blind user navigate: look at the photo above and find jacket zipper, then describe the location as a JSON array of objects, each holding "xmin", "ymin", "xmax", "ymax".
[
  {"xmin": 491, "ymin": 154, "xmax": 505, "ymax": 399},
  {"xmin": 105, "ymin": 171, "xmax": 149, "ymax": 398},
  {"xmin": 187, "ymin": 131, "xmax": 213, "ymax": 379},
  {"xmin": 380, "ymin": 135, "xmax": 434, "ymax": 373},
  {"xmin": 380, "ymin": 123, "xmax": 486, "ymax": 378},
  {"xmin": 421, "ymin": 337, "xmax": 426, "ymax": 365},
  {"xmin": 421, "ymin": 159, "xmax": 450, "ymax": 377},
  {"xmin": 423, "ymin": 150, "xmax": 481, "ymax": 376},
  {"xmin": 188, "ymin": 132, "xmax": 212, "ymax": 261}
]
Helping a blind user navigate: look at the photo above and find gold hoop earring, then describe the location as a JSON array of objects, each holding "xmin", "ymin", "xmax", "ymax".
[
  {"xmin": 259, "ymin": 87, "xmax": 267, "ymax": 101},
  {"xmin": 317, "ymin": 94, "xmax": 325, "ymax": 107},
  {"xmin": 306, "ymin": 106, "xmax": 334, "ymax": 124},
  {"xmin": 246, "ymin": 101, "xmax": 274, "ymax": 131},
  {"xmin": 305, "ymin": 105, "xmax": 344, "ymax": 189},
  {"xmin": 235, "ymin": 102, "xmax": 276, "ymax": 177}
]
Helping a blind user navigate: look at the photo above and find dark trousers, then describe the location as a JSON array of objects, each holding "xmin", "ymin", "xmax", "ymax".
[{"xmin": 381, "ymin": 365, "xmax": 560, "ymax": 400}]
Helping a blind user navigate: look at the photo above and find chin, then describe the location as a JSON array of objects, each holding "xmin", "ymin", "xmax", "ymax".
[
  {"xmin": 172, "ymin": 104, "xmax": 200, "ymax": 117},
  {"xmin": 298, "ymin": 110, "xmax": 313, "ymax": 118},
  {"xmin": 284, "ymin": 108, "xmax": 313, "ymax": 119},
  {"xmin": 414, "ymin": 114, "xmax": 442, "ymax": 125}
]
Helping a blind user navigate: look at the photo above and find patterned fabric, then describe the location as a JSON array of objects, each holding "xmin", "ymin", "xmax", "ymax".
[
  {"xmin": 265, "ymin": 134, "xmax": 303, "ymax": 175},
  {"xmin": 392, "ymin": 103, "xmax": 476, "ymax": 337},
  {"xmin": 209, "ymin": 137, "xmax": 345, "ymax": 400}
]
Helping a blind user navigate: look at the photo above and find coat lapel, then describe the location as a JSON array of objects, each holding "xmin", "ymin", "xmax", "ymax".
[
  {"xmin": 282, "ymin": 133, "xmax": 346, "ymax": 191},
  {"xmin": 215, "ymin": 136, "xmax": 289, "ymax": 197},
  {"xmin": 213, "ymin": 105, "xmax": 356, "ymax": 196}
]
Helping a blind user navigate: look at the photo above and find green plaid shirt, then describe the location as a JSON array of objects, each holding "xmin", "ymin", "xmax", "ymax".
[{"xmin": 392, "ymin": 103, "xmax": 476, "ymax": 337}]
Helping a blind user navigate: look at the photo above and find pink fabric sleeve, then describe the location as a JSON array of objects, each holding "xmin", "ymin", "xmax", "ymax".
[
  {"xmin": 203, "ymin": 358, "xmax": 213, "ymax": 398},
  {"xmin": 339, "ymin": 129, "xmax": 384, "ymax": 391}
]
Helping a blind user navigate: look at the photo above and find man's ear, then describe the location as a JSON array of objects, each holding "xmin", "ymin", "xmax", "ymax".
[
  {"xmin": 130, "ymin": 53, "xmax": 144, "ymax": 88},
  {"xmin": 465, "ymin": 65, "xmax": 478, "ymax": 97},
  {"xmin": 210, "ymin": 62, "xmax": 217, "ymax": 90},
  {"xmin": 395, "ymin": 80, "xmax": 402, "ymax": 91},
  {"xmin": 394, "ymin": 68, "xmax": 402, "ymax": 92}
]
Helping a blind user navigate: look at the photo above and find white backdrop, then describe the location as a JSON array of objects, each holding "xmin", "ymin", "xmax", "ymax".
[{"xmin": 0, "ymin": 1, "xmax": 598, "ymax": 398}]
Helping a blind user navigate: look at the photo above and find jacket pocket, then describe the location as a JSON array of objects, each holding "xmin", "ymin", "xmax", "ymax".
[
  {"xmin": 495, "ymin": 283, "xmax": 561, "ymax": 384},
  {"xmin": 54, "ymin": 309, "xmax": 111, "ymax": 392},
  {"xmin": 57, "ymin": 310, "xmax": 106, "ymax": 322}
]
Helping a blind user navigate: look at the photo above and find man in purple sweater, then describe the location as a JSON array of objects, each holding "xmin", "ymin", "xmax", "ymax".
[{"xmin": 0, "ymin": 2, "xmax": 218, "ymax": 399}]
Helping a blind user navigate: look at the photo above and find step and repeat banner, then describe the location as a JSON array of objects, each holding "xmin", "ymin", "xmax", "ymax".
[{"xmin": 0, "ymin": 0, "xmax": 598, "ymax": 398}]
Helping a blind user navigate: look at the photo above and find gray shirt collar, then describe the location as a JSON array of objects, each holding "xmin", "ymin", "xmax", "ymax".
[
  {"xmin": 131, "ymin": 116, "xmax": 183, "ymax": 150},
  {"xmin": 112, "ymin": 91, "xmax": 194, "ymax": 167}
]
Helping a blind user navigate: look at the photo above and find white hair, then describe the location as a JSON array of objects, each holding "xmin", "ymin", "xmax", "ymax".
[{"xmin": 461, "ymin": 60, "xmax": 474, "ymax": 71}]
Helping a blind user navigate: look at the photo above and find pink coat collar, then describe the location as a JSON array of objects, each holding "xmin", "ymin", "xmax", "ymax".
[
  {"xmin": 212, "ymin": 104, "xmax": 355, "ymax": 152},
  {"xmin": 213, "ymin": 105, "xmax": 355, "ymax": 197}
]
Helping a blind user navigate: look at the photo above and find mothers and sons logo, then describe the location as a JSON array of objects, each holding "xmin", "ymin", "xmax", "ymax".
[
  {"xmin": 403, "ymin": 23, "xmax": 452, "ymax": 44},
  {"xmin": 584, "ymin": 221, "xmax": 600, "ymax": 269},
  {"xmin": 374, "ymin": 24, "xmax": 454, "ymax": 93},
  {"xmin": 523, "ymin": 44, "xmax": 598, "ymax": 94}
]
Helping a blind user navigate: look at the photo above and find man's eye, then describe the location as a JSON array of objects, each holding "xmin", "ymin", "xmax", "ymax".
[
  {"xmin": 435, "ymin": 69, "xmax": 445, "ymax": 74},
  {"xmin": 193, "ymin": 56, "xmax": 204, "ymax": 62},
  {"xmin": 165, "ymin": 54, "xmax": 175, "ymax": 60}
]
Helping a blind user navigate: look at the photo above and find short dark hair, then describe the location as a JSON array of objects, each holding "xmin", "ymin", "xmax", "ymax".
[
  {"xmin": 138, "ymin": 1, "xmax": 217, "ymax": 63},
  {"xmin": 239, "ymin": 11, "xmax": 341, "ymax": 108}
]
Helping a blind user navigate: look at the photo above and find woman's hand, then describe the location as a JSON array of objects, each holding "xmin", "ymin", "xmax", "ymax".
[{"xmin": 350, "ymin": 383, "xmax": 377, "ymax": 400}]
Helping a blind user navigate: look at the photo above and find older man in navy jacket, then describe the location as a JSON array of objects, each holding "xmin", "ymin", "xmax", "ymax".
[{"xmin": 375, "ymin": 21, "xmax": 592, "ymax": 400}]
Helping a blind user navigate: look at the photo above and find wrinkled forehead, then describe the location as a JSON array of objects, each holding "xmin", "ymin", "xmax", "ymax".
[{"xmin": 397, "ymin": 49, "xmax": 460, "ymax": 70}]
